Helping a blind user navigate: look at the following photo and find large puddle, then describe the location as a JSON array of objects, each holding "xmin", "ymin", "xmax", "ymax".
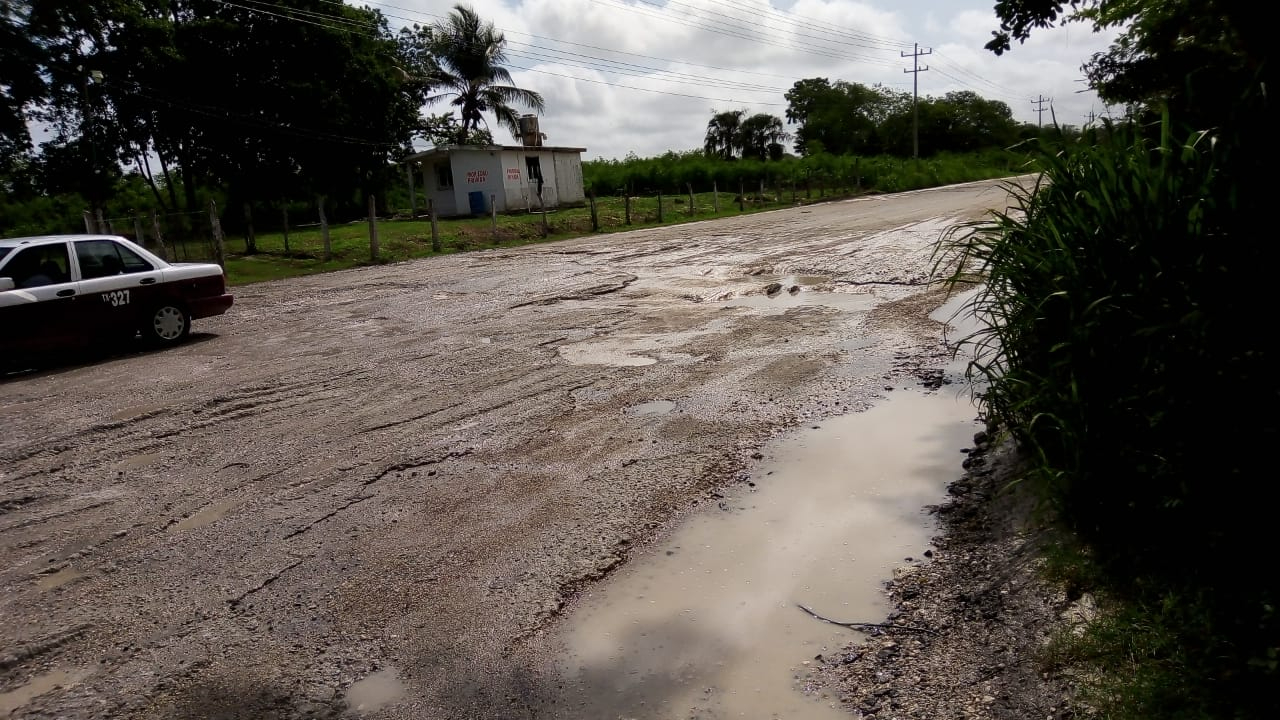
[
  {"xmin": 0, "ymin": 669, "xmax": 88, "ymax": 716},
  {"xmin": 551, "ymin": 390, "xmax": 977, "ymax": 719}
]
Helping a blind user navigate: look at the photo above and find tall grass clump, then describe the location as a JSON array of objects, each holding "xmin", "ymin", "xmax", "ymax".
[{"xmin": 938, "ymin": 120, "xmax": 1278, "ymax": 718}]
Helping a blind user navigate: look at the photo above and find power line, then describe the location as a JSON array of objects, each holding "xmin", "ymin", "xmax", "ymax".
[
  {"xmin": 209, "ymin": 0, "xmax": 371, "ymax": 36},
  {"xmin": 321, "ymin": 0, "xmax": 804, "ymax": 83},
  {"xmin": 697, "ymin": 0, "xmax": 914, "ymax": 50},
  {"xmin": 929, "ymin": 66, "xmax": 1026, "ymax": 104},
  {"xmin": 502, "ymin": 44, "xmax": 788, "ymax": 94},
  {"xmin": 632, "ymin": 0, "xmax": 908, "ymax": 57},
  {"xmin": 505, "ymin": 64, "xmax": 786, "ymax": 107},
  {"xmin": 931, "ymin": 50, "xmax": 1023, "ymax": 96},
  {"xmin": 587, "ymin": 0, "xmax": 902, "ymax": 67}
]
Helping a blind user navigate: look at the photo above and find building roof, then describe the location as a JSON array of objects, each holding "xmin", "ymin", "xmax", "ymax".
[{"xmin": 403, "ymin": 145, "xmax": 587, "ymax": 163}]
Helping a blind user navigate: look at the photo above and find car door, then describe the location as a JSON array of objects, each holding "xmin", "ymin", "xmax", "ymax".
[
  {"xmin": 72, "ymin": 238, "xmax": 164, "ymax": 339},
  {"xmin": 0, "ymin": 242, "xmax": 82, "ymax": 356}
]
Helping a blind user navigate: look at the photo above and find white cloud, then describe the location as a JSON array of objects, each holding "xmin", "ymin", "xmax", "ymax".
[{"xmin": 388, "ymin": 0, "xmax": 1120, "ymax": 159}]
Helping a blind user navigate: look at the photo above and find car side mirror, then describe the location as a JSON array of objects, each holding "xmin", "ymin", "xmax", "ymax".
[{"xmin": 0, "ymin": 277, "xmax": 14, "ymax": 291}]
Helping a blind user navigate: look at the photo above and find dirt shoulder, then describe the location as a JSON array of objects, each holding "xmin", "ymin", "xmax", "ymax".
[{"xmin": 812, "ymin": 433, "xmax": 1086, "ymax": 719}]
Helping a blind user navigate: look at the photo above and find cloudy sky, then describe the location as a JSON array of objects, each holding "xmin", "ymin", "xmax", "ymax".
[{"xmin": 380, "ymin": 0, "xmax": 1120, "ymax": 159}]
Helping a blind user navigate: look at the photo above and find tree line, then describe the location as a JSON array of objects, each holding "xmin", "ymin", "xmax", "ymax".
[
  {"xmin": 0, "ymin": 1, "xmax": 542, "ymax": 238},
  {"xmin": 703, "ymin": 79, "xmax": 1039, "ymax": 162}
]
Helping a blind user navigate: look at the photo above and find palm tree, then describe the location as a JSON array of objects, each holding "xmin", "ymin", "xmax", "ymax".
[
  {"xmin": 426, "ymin": 4, "xmax": 545, "ymax": 144},
  {"xmin": 704, "ymin": 109, "xmax": 746, "ymax": 159},
  {"xmin": 738, "ymin": 113, "xmax": 791, "ymax": 161}
]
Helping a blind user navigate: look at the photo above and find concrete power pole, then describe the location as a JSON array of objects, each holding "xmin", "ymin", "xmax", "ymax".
[
  {"xmin": 1032, "ymin": 95, "xmax": 1050, "ymax": 128},
  {"xmin": 902, "ymin": 43, "xmax": 932, "ymax": 159}
]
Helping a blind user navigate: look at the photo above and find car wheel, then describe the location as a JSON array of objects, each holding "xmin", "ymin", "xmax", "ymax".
[{"xmin": 145, "ymin": 303, "xmax": 190, "ymax": 346}]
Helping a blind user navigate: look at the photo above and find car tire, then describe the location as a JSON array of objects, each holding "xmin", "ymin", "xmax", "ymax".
[{"xmin": 144, "ymin": 303, "xmax": 190, "ymax": 346}]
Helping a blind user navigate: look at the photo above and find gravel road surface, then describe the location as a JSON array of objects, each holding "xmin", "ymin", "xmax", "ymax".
[{"xmin": 1, "ymin": 180, "xmax": 1013, "ymax": 719}]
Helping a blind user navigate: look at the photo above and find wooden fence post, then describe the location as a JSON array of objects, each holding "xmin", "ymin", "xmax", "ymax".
[
  {"xmin": 657, "ymin": 191, "xmax": 663, "ymax": 223},
  {"xmin": 281, "ymin": 203, "xmax": 290, "ymax": 255},
  {"xmin": 83, "ymin": 210, "xmax": 95, "ymax": 233},
  {"xmin": 208, "ymin": 199, "xmax": 226, "ymax": 268},
  {"xmin": 538, "ymin": 191, "xmax": 548, "ymax": 237},
  {"xmin": 318, "ymin": 195, "xmax": 331, "ymax": 262},
  {"xmin": 791, "ymin": 180, "xmax": 797, "ymax": 204},
  {"xmin": 589, "ymin": 192, "xmax": 598, "ymax": 231},
  {"xmin": 95, "ymin": 209, "xmax": 107, "ymax": 234},
  {"xmin": 687, "ymin": 183, "xmax": 695, "ymax": 215},
  {"xmin": 759, "ymin": 178, "xmax": 765, "ymax": 203},
  {"xmin": 243, "ymin": 201, "xmax": 256, "ymax": 254},
  {"xmin": 429, "ymin": 199, "xmax": 441, "ymax": 252},
  {"xmin": 713, "ymin": 182, "xmax": 719, "ymax": 213},
  {"xmin": 491, "ymin": 193, "xmax": 499, "ymax": 244},
  {"xmin": 133, "ymin": 212, "xmax": 144, "ymax": 245},
  {"xmin": 151, "ymin": 210, "xmax": 168, "ymax": 260},
  {"xmin": 407, "ymin": 163, "xmax": 417, "ymax": 219},
  {"xmin": 738, "ymin": 180, "xmax": 744, "ymax": 211},
  {"xmin": 368, "ymin": 194, "xmax": 379, "ymax": 262},
  {"xmin": 624, "ymin": 194, "xmax": 631, "ymax": 225}
]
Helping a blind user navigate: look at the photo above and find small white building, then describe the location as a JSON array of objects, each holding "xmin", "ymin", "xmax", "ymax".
[{"xmin": 404, "ymin": 143, "xmax": 586, "ymax": 217}]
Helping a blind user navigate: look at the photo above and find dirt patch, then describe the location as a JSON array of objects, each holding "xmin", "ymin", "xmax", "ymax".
[{"xmin": 810, "ymin": 433, "xmax": 1081, "ymax": 719}]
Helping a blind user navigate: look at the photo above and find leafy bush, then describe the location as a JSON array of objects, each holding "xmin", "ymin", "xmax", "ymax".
[{"xmin": 940, "ymin": 121, "xmax": 1278, "ymax": 717}]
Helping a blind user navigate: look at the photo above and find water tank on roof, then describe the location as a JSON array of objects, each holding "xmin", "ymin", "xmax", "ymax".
[{"xmin": 518, "ymin": 114, "xmax": 543, "ymax": 147}]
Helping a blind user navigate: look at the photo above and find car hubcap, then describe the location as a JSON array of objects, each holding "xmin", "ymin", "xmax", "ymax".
[{"xmin": 154, "ymin": 307, "xmax": 184, "ymax": 340}]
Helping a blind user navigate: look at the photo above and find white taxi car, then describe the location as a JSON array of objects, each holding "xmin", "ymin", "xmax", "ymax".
[{"xmin": 1, "ymin": 234, "xmax": 233, "ymax": 362}]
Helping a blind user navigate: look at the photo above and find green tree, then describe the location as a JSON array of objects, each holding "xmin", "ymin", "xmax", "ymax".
[
  {"xmin": 703, "ymin": 109, "xmax": 745, "ymax": 160},
  {"xmin": 738, "ymin": 113, "xmax": 790, "ymax": 161},
  {"xmin": 784, "ymin": 78, "xmax": 902, "ymax": 156},
  {"xmin": 425, "ymin": 4, "xmax": 544, "ymax": 144}
]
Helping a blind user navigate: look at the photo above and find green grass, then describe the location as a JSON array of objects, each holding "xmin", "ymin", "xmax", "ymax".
[{"xmin": 218, "ymin": 160, "xmax": 1020, "ymax": 286}]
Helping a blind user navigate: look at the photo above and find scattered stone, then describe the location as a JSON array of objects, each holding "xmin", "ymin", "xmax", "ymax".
[{"xmin": 765, "ymin": 282, "xmax": 783, "ymax": 296}]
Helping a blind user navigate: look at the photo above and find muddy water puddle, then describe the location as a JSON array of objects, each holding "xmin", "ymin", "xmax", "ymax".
[
  {"xmin": 721, "ymin": 289, "xmax": 876, "ymax": 315},
  {"xmin": 172, "ymin": 496, "xmax": 243, "ymax": 532},
  {"xmin": 930, "ymin": 286, "xmax": 984, "ymax": 340},
  {"xmin": 551, "ymin": 390, "xmax": 977, "ymax": 719},
  {"xmin": 0, "ymin": 669, "xmax": 88, "ymax": 716},
  {"xmin": 36, "ymin": 565, "xmax": 85, "ymax": 591},
  {"xmin": 345, "ymin": 669, "xmax": 405, "ymax": 715},
  {"xmin": 629, "ymin": 400, "xmax": 677, "ymax": 417}
]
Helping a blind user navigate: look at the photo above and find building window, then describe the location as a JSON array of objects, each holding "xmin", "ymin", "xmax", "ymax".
[
  {"xmin": 526, "ymin": 157, "xmax": 544, "ymax": 194},
  {"xmin": 435, "ymin": 161, "xmax": 453, "ymax": 190}
]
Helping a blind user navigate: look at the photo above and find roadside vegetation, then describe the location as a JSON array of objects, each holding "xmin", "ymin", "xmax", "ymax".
[
  {"xmin": 218, "ymin": 148, "xmax": 1020, "ymax": 285},
  {"xmin": 942, "ymin": 1, "xmax": 1274, "ymax": 717}
]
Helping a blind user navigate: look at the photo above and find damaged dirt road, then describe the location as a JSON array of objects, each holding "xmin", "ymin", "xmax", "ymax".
[{"xmin": 1, "ymin": 179, "xmax": 1013, "ymax": 719}]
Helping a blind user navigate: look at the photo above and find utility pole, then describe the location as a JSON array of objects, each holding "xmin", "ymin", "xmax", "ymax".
[
  {"xmin": 1032, "ymin": 95, "xmax": 1050, "ymax": 128},
  {"xmin": 902, "ymin": 43, "xmax": 931, "ymax": 159}
]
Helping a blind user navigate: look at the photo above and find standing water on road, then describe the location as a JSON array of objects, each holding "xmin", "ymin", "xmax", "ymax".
[{"xmin": 550, "ymin": 390, "xmax": 978, "ymax": 719}]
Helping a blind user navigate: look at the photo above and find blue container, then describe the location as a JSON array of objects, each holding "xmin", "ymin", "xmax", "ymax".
[{"xmin": 468, "ymin": 190, "xmax": 486, "ymax": 215}]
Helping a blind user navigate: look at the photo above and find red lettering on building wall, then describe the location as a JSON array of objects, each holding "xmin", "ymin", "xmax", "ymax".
[{"xmin": 465, "ymin": 170, "xmax": 488, "ymax": 184}]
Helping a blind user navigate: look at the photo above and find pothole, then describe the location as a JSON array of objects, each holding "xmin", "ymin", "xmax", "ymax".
[{"xmin": 547, "ymin": 390, "xmax": 977, "ymax": 719}]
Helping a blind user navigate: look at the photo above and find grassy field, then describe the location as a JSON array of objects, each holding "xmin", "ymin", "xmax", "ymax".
[
  {"xmin": 218, "ymin": 164, "xmax": 1018, "ymax": 286},
  {"xmin": 219, "ymin": 190, "xmax": 845, "ymax": 285}
]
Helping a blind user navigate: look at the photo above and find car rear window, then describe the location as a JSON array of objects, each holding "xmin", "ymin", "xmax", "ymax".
[
  {"xmin": 76, "ymin": 240, "xmax": 153, "ymax": 279},
  {"xmin": 0, "ymin": 248, "xmax": 11, "ymax": 262}
]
